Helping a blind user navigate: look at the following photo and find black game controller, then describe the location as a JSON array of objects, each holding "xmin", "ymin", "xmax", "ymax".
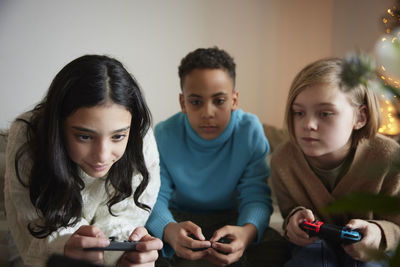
[
  {"xmin": 189, "ymin": 234, "xmax": 232, "ymax": 254},
  {"xmin": 299, "ymin": 220, "xmax": 362, "ymax": 244},
  {"xmin": 212, "ymin": 237, "xmax": 232, "ymax": 255},
  {"xmin": 84, "ymin": 236, "xmax": 138, "ymax": 251}
]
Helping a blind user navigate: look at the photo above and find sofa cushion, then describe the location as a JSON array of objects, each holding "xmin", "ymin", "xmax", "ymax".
[{"xmin": 0, "ymin": 130, "xmax": 8, "ymax": 216}]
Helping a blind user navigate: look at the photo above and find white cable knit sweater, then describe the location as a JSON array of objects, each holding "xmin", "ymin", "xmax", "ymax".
[{"xmin": 4, "ymin": 113, "xmax": 161, "ymax": 267}]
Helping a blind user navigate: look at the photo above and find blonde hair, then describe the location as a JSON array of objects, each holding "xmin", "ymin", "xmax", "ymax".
[{"xmin": 285, "ymin": 57, "xmax": 381, "ymax": 148}]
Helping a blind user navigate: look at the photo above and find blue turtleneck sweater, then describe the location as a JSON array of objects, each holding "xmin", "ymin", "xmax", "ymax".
[{"xmin": 146, "ymin": 109, "xmax": 272, "ymax": 256}]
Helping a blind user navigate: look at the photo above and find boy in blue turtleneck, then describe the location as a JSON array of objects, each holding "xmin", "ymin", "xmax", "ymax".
[{"xmin": 146, "ymin": 47, "xmax": 285, "ymax": 267}]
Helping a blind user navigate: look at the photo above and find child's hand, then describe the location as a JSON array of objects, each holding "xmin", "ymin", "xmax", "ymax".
[
  {"xmin": 342, "ymin": 219, "xmax": 382, "ymax": 262},
  {"xmin": 286, "ymin": 209, "xmax": 319, "ymax": 246},
  {"xmin": 117, "ymin": 227, "xmax": 163, "ymax": 267},
  {"xmin": 164, "ymin": 221, "xmax": 211, "ymax": 260},
  {"xmin": 64, "ymin": 225, "xmax": 110, "ymax": 265},
  {"xmin": 203, "ymin": 224, "xmax": 257, "ymax": 266}
]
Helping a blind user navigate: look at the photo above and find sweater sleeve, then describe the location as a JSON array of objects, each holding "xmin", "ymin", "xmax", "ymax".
[
  {"xmin": 145, "ymin": 126, "xmax": 177, "ymax": 257},
  {"xmin": 4, "ymin": 119, "xmax": 89, "ymax": 267},
  {"xmin": 368, "ymin": 147, "xmax": 400, "ymax": 252},
  {"xmin": 236, "ymin": 119, "xmax": 272, "ymax": 242},
  {"xmin": 270, "ymin": 148, "xmax": 303, "ymax": 231}
]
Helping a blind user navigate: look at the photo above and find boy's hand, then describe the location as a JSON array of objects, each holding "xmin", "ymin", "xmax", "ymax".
[
  {"xmin": 164, "ymin": 221, "xmax": 211, "ymax": 260},
  {"xmin": 117, "ymin": 227, "xmax": 163, "ymax": 267},
  {"xmin": 342, "ymin": 219, "xmax": 382, "ymax": 262},
  {"xmin": 64, "ymin": 225, "xmax": 110, "ymax": 265},
  {"xmin": 203, "ymin": 224, "xmax": 256, "ymax": 266},
  {"xmin": 286, "ymin": 209, "xmax": 318, "ymax": 246}
]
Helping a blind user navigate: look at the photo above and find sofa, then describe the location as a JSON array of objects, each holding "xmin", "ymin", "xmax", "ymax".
[
  {"xmin": 0, "ymin": 129, "xmax": 10, "ymax": 266},
  {"xmin": 0, "ymin": 124, "xmax": 287, "ymax": 265}
]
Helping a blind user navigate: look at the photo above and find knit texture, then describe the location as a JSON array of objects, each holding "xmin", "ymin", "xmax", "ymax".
[
  {"xmin": 4, "ymin": 112, "xmax": 160, "ymax": 266},
  {"xmin": 146, "ymin": 109, "xmax": 272, "ymax": 257},
  {"xmin": 271, "ymin": 134, "xmax": 400, "ymax": 251}
]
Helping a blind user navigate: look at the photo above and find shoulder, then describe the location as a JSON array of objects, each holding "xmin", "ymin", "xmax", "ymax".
[
  {"xmin": 235, "ymin": 109, "xmax": 262, "ymax": 128},
  {"xmin": 154, "ymin": 112, "xmax": 184, "ymax": 139},
  {"xmin": 233, "ymin": 110, "xmax": 264, "ymax": 137},
  {"xmin": 271, "ymin": 140, "xmax": 300, "ymax": 166},
  {"xmin": 359, "ymin": 134, "xmax": 400, "ymax": 160},
  {"xmin": 7, "ymin": 112, "xmax": 33, "ymax": 150}
]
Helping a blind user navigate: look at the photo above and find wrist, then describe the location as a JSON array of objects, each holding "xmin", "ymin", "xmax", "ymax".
[
  {"xmin": 163, "ymin": 222, "xmax": 177, "ymax": 244},
  {"xmin": 242, "ymin": 224, "xmax": 257, "ymax": 245}
]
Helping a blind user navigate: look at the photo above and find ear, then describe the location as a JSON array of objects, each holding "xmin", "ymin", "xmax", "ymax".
[
  {"xmin": 179, "ymin": 93, "xmax": 187, "ymax": 113},
  {"xmin": 231, "ymin": 90, "xmax": 239, "ymax": 111},
  {"xmin": 354, "ymin": 105, "xmax": 367, "ymax": 130}
]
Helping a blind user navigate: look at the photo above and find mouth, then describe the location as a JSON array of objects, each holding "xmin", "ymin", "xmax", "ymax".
[
  {"xmin": 302, "ymin": 137, "xmax": 319, "ymax": 143},
  {"xmin": 199, "ymin": 125, "xmax": 218, "ymax": 132},
  {"xmin": 88, "ymin": 164, "xmax": 109, "ymax": 172}
]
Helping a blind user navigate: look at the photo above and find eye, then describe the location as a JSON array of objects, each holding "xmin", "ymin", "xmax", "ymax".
[
  {"xmin": 292, "ymin": 110, "xmax": 304, "ymax": 117},
  {"xmin": 320, "ymin": 111, "xmax": 334, "ymax": 118},
  {"xmin": 112, "ymin": 134, "xmax": 127, "ymax": 141},
  {"xmin": 214, "ymin": 98, "xmax": 226, "ymax": 105},
  {"xmin": 76, "ymin": 134, "xmax": 92, "ymax": 142},
  {"xmin": 189, "ymin": 100, "xmax": 201, "ymax": 106}
]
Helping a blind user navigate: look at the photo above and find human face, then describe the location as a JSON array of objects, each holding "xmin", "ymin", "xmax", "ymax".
[
  {"xmin": 64, "ymin": 103, "xmax": 132, "ymax": 178},
  {"xmin": 180, "ymin": 69, "xmax": 238, "ymax": 140},
  {"xmin": 292, "ymin": 83, "xmax": 365, "ymax": 169}
]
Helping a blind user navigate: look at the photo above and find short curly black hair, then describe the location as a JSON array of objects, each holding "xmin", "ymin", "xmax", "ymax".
[{"xmin": 178, "ymin": 47, "xmax": 236, "ymax": 90}]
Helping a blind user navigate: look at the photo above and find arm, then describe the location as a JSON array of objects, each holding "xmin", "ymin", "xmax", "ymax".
[
  {"xmin": 4, "ymin": 119, "xmax": 90, "ymax": 266},
  {"xmin": 343, "ymin": 152, "xmax": 400, "ymax": 260},
  {"xmin": 367, "ymin": 155, "xmax": 400, "ymax": 252},
  {"xmin": 145, "ymin": 156, "xmax": 179, "ymax": 257},
  {"xmin": 235, "ymin": 122, "xmax": 272, "ymax": 243},
  {"xmin": 270, "ymin": 155, "xmax": 306, "ymax": 229}
]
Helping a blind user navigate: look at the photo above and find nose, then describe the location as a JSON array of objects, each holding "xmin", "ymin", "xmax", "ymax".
[
  {"xmin": 304, "ymin": 115, "xmax": 318, "ymax": 131},
  {"xmin": 93, "ymin": 139, "xmax": 109, "ymax": 163},
  {"xmin": 201, "ymin": 102, "xmax": 215, "ymax": 119}
]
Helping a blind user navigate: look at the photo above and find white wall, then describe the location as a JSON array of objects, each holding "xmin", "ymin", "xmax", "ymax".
[
  {"xmin": 0, "ymin": 0, "xmax": 395, "ymax": 130},
  {"xmin": 0, "ymin": 0, "xmax": 274, "ymax": 128}
]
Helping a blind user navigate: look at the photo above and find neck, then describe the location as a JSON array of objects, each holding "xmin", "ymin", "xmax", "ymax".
[{"xmin": 306, "ymin": 143, "xmax": 352, "ymax": 170}]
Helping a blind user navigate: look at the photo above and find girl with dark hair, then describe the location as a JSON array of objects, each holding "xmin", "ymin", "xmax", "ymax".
[{"xmin": 4, "ymin": 55, "xmax": 162, "ymax": 267}]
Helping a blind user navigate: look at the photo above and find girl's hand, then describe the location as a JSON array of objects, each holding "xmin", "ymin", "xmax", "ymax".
[
  {"xmin": 64, "ymin": 225, "xmax": 110, "ymax": 265},
  {"xmin": 117, "ymin": 227, "xmax": 163, "ymax": 267},
  {"xmin": 286, "ymin": 209, "xmax": 318, "ymax": 246},
  {"xmin": 164, "ymin": 221, "xmax": 211, "ymax": 260},
  {"xmin": 342, "ymin": 219, "xmax": 382, "ymax": 262},
  {"xmin": 204, "ymin": 224, "xmax": 257, "ymax": 267}
]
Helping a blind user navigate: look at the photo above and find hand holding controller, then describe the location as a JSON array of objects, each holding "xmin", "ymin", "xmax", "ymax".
[
  {"xmin": 299, "ymin": 220, "xmax": 362, "ymax": 244},
  {"xmin": 189, "ymin": 234, "xmax": 232, "ymax": 254},
  {"xmin": 84, "ymin": 236, "xmax": 138, "ymax": 251}
]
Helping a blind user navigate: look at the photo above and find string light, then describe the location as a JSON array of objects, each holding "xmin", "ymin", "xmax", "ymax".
[
  {"xmin": 378, "ymin": 94, "xmax": 400, "ymax": 135},
  {"xmin": 375, "ymin": 2, "xmax": 400, "ymax": 136}
]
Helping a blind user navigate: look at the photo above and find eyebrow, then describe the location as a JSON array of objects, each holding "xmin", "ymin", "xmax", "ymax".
[
  {"xmin": 292, "ymin": 102, "xmax": 337, "ymax": 108},
  {"xmin": 188, "ymin": 92, "xmax": 228, "ymax": 98},
  {"xmin": 71, "ymin": 126, "xmax": 130, "ymax": 134}
]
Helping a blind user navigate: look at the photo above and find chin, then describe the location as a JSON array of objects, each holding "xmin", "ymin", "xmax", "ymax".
[
  {"xmin": 83, "ymin": 168, "xmax": 110, "ymax": 178},
  {"xmin": 301, "ymin": 148, "xmax": 325, "ymax": 158}
]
